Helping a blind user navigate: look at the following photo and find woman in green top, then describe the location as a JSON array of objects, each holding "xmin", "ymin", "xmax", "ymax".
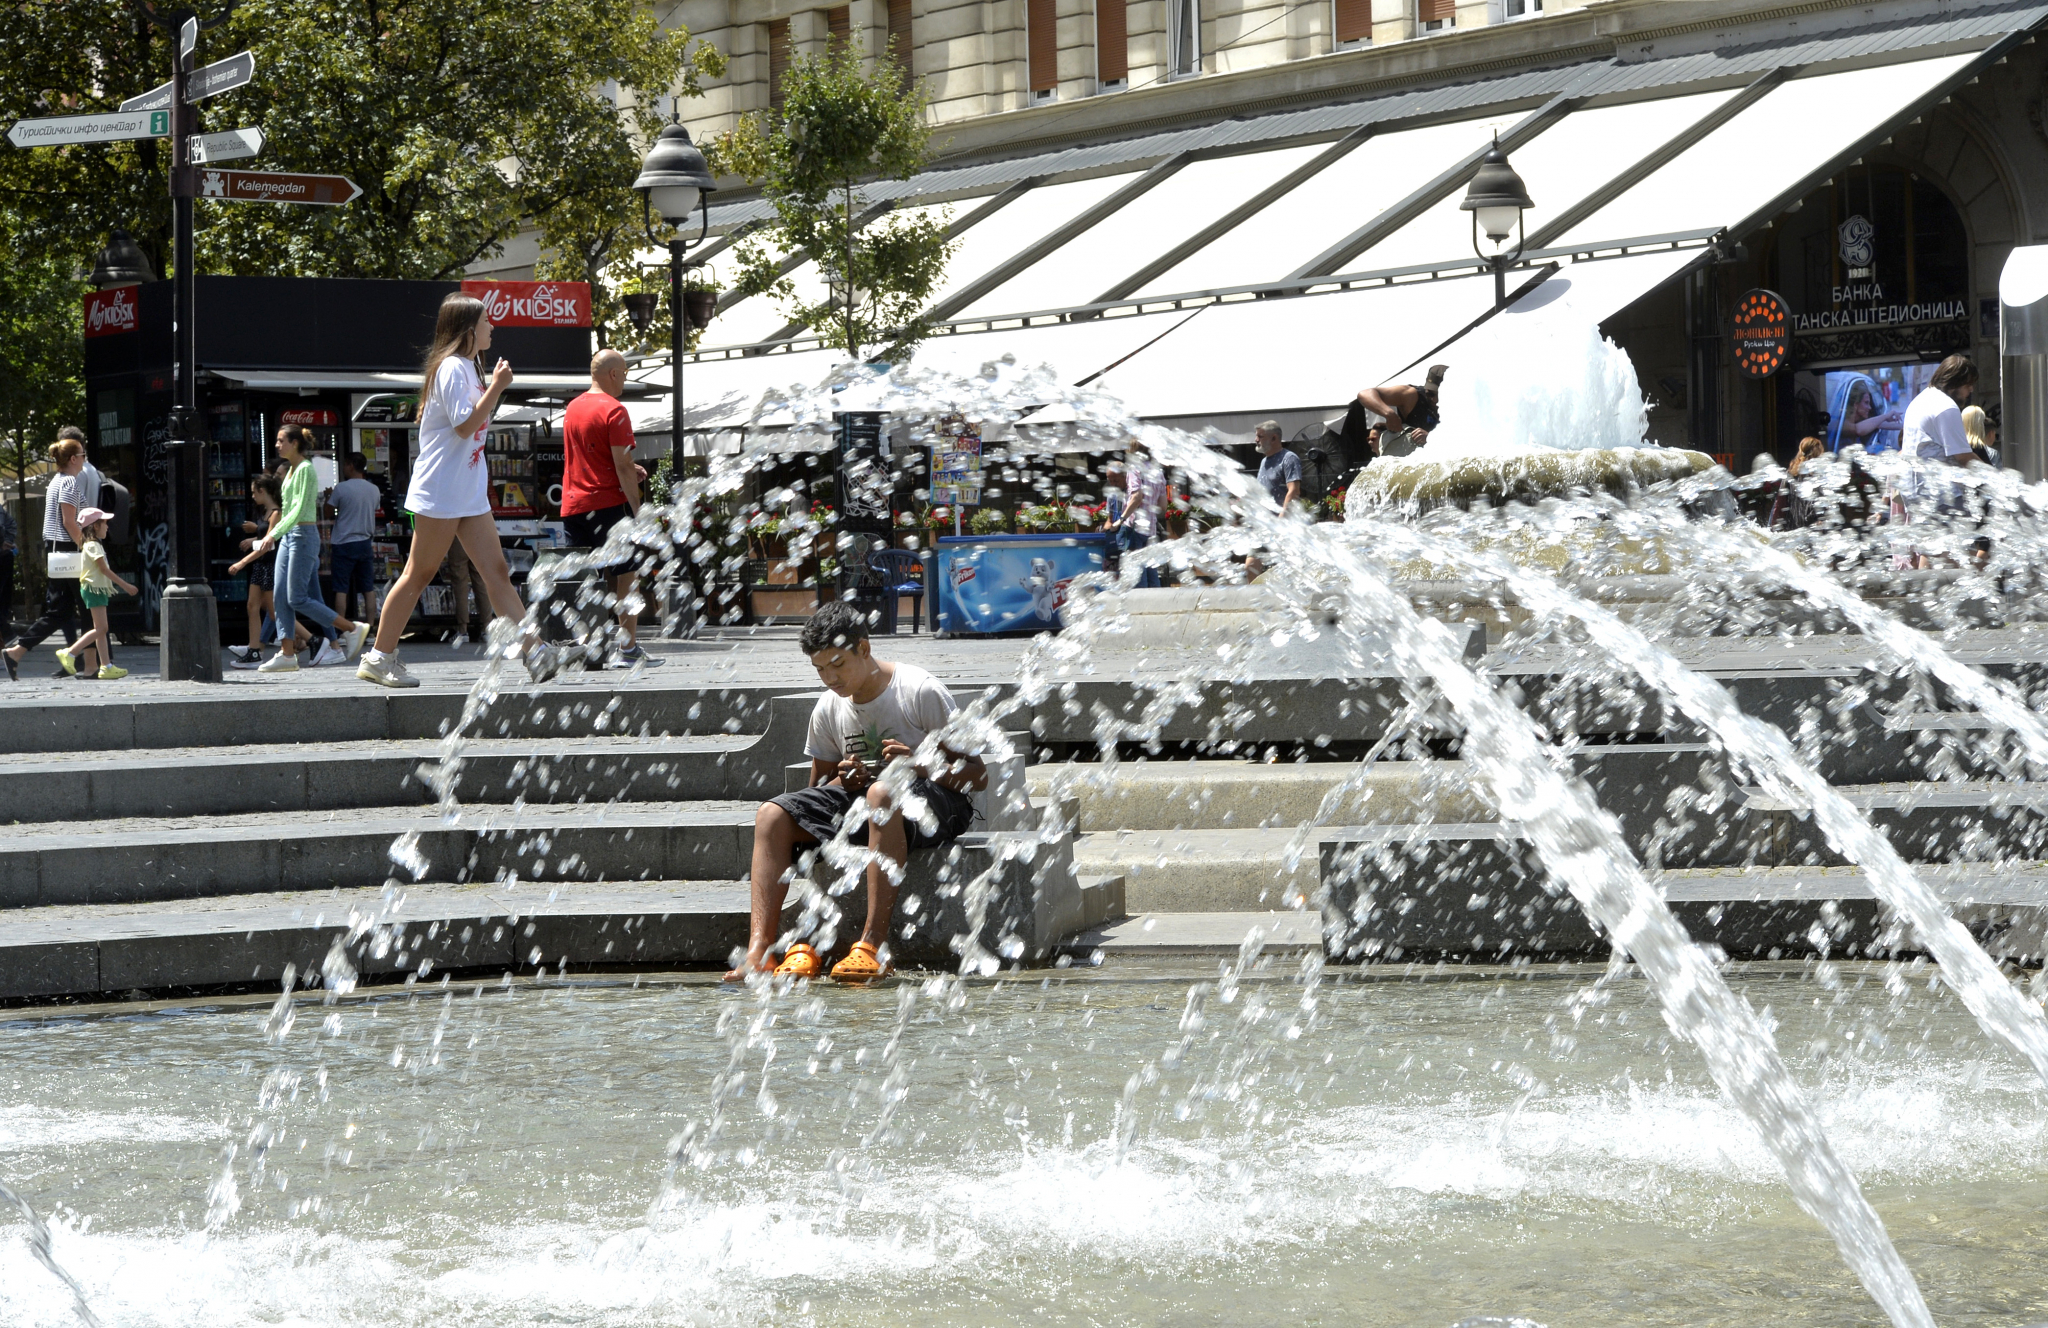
[{"xmin": 242, "ymin": 426, "xmax": 368, "ymax": 673}]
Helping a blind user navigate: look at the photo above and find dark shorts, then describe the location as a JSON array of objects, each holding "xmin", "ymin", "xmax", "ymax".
[
  {"xmin": 563, "ymin": 505, "xmax": 634, "ymax": 569},
  {"xmin": 246, "ymin": 556, "xmax": 273, "ymax": 591},
  {"xmin": 329, "ymin": 539, "xmax": 377, "ymax": 593},
  {"xmin": 770, "ymin": 778, "xmax": 976, "ymax": 852}
]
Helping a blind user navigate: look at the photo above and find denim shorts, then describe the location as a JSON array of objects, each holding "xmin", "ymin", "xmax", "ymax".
[{"xmin": 328, "ymin": 539, "xmax": 377, "ymax": 593}]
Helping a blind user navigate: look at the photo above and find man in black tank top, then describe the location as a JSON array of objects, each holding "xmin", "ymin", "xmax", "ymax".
[{"xmin": 1335, "ymin": 364, "xmax": 1447, "ymax": 474}]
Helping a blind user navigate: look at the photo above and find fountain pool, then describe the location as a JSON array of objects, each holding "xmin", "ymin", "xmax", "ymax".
[{"xmin": 4, "ymin": 965, "xmax": 2045, "ymax": 1328}]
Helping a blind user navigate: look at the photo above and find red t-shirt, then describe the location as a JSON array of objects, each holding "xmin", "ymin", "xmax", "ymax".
[{"xmin": 561, "ymin": 389, "xmax": 636, "ymax": 516}]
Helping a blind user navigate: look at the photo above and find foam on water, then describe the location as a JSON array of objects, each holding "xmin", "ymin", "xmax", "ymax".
[
  {"xmin": 0, "ymin": 1107, "xmax": 223, "ymax": 1154},
  {"xmin": 1422, "ymin": 318, "xmax": 1650, "ymax": 459}
]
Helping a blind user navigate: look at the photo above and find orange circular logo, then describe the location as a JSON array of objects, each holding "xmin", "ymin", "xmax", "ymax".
[{"xmin": 1731, "ymin": 289, "xmax": 1790, "ymax": 378}]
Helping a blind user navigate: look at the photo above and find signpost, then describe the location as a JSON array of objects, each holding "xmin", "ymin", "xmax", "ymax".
[
  {"xmin": 187, "ymin": 127, "xmax": 263, "ymax": 163},
  {"xmin": 198, "ymin": 167, "xmax": 360, "ymax": 204},
  {"xmin": 5, "ymin": 110, "xmax": 167, "ymax": 147},
  {"xmin": 8, "ymin": 10, "xmax": 355, "ymax": 683}
]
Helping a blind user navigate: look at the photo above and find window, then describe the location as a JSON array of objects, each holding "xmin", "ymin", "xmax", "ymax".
[
  {"xmin": 888, "ymin": 0, "xmax": 914, "ymax": 86},
  {"xmin": 1502, "ymin": 0, "xmax": 1540, "ymax": 16},
  {"xmin": 1333, "ymin": 0, "xmax": 1371, "ymax": 46},
  {"xmin": 1167, "ymin": 0, "xmax": 1200, "ymax": 77},
  {"xmin": 1029, "ymin": 0, "xmax": 1058, "ymax": 97},
  {"xmin": 1418, "ymin": 0, "xmax": 1454, "ymax": 32},
  {"xmin": 825, "ymin": 5, "xmax": 850, "ymax": 45},
  {"xmin": 767, "ymin": 18, "xmax": 791, "ymax": 113},
  {"xmin": 1097, "ymin": 0, "xmax": 1128, "ymax": 86}
]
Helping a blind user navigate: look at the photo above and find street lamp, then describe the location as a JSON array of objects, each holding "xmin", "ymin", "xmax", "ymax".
[
  {"xmin": 632, "ymin": 120, "xmax": 717, "ymax": 483},
  {"xmin": 89, "ymin": 229, "xmax": 155, "ymax": 288},
  {"xmin": 1460, "ymin": 135, "xmax": 1534, "ymax": 309}
]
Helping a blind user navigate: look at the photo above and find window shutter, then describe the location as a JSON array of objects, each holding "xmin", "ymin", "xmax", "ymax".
[
  {"xmin": 1097, "ymin": 0, "xmax": 1128, "ymax": 83},
  {"xmin": 1029, "ymin": 0, "xmax": 1058, "ymax": 92},
  {"xmin": 888, "ymin": 0, "xmax": 915, "ymax": 85},
  {"xmin": 1334, "ymin": 0, "xmax": 1371, "ymax": 42},
  {"xmin": 767, "ymin": 18, "xmax": 790, "ymax": 113},
  {"xmin": 1418, "ymin": 0, "xmax": 1455, "ymax": 22},
  {"xmin": 826, "ymin": 5, "xmax": 851, "ymax": 45}
]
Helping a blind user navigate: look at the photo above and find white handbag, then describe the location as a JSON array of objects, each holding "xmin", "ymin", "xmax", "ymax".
[{"xmin": 46, "ymin": 548, "xmax": 84, "ymax": 579}]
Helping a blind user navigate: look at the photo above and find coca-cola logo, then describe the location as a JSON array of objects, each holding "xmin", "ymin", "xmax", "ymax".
[
  {"xmin": 279, "ymin": 408, "xmax": 338, "ymax": 426},
  {"xmin": 460, "ymin": 279, "xmax": 590, "ymax": 328},
  {"xmin": 84, "ymin": 288, "xmax": 138, "ymax": 338}
]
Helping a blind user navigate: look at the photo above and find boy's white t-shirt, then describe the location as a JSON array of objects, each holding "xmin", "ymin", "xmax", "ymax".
[
  {"xmin": 406, "ymin": 356, "xmax": 491, "ymax": 518},
  {"xmin": 804, "ymin": 662, "xmax": 960, "ymax": 765}
]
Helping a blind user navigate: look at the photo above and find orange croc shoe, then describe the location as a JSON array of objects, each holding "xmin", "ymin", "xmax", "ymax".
[
  {"xmin": 774, "ymin": 942, "xmax": 823, "ymax": 979},
  {"xmin": 829, "ymin": 941, "xmax": 889, "ymax": 985}
]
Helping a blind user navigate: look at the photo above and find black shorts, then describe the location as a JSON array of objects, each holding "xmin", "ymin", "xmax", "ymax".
[
  {"xmin": 769, "ymin": 778, "xmax": 976, "ymax": 852},
  {"xmin": 246, "ymin": 556, "xmax": 274, "ymax": 591},
  {"xmin": 563, "ymin": 504, "xmax": 634, "ymax": 568}
]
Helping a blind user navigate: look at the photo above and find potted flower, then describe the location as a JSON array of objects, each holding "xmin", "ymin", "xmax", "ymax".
[
  {"xmin": 1322, "ymin": 485, "xmax": 1348, "ymax": 521},
  {"xmin": 969, "ymin": 507, "xmax": 1009, "ymax": 536}
]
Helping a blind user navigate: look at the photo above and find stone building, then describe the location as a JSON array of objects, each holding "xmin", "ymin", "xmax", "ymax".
[{"xmin": 655, "ymin": 0, "xmax": 2048, "ymax": 475}]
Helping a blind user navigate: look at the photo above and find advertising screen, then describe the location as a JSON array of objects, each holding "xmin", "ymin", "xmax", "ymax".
[{"xmin": 1790, "ymin": 361, "xmax": 1934, "ymax": 454}]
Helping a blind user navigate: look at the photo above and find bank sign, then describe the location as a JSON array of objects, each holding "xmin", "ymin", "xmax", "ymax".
[
  {"xmin": 1790, "ymin": 211, "xmax": 1966, "ymax": 333},
  {"xmin": 83, "ymin": 287, "xmax": 138, "ymax": 337},
  {"xmin": 460, "ymin": 280, "xmax": 590, "ymax": 328}
]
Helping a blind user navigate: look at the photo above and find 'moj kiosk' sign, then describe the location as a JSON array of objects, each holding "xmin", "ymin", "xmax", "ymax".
[
  {"xmin": 460, "ymin": 279, "xmax": 590, "ymax": 328},
  {"xmin": 84, "ymin": 287, "xmax": 138, "ymax": 337}
]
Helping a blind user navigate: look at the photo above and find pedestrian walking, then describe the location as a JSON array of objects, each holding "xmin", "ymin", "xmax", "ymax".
[
  {"xmin": 227, "ymin": 475, "xmax": 312, "ymax": 669},
  {"xmin": 559, "ymin": 348, "xmax": 648, "ymax": 666},
  {"xmin": 56, "ymin": 507, "xmax": 137, "ymax": 681},
  {"xmin": 438, "ymin": 537, "xmax": 493, "ymax": 643},
  {"xmin": 326, "ymin": 451, "xmax": 382, "ymax": 631},
  {"xmin": 1255, "ymin": 421, "xmax": 1303, "ymax": 512},
  {"xmin": 5, "ymin": 438, "xmax": 95, "ymax": 681},
  {"xmin": 0, "ymin": 497, "xmax": 17, "ymax": 647},
  {"xmin": 1101, "ymin": 438, "xmax": 1165, "ymax": 589},
  {"xmin": 228, "ymin": 425, "xmax": 368, "ymax": 673},
  {"xmin": 357, "ymin": 291, "xmax": 556, "ymax": 689}
]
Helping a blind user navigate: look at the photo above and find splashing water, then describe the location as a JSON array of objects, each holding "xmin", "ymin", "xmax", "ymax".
[
  {"xmin": 1425, "ymin": 319, "xmax": 1650, "ymax": 458},
  {"xmin": 0, "ymin": 1180, "xmax": 102, "ymax": 1328}
]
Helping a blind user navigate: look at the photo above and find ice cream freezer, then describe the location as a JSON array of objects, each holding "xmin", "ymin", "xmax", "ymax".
[{"xmin": 933, "ymin": 533, "xmax": 1108, "ymax": 635}]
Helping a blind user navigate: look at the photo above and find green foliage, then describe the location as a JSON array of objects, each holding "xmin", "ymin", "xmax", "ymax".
[
  {"xmin": 0, "ymin": 215, "xmax": 85, "ymax": 486},
  {"xmin": 968, "ymin": 507, "xmax": 1008, "ymax": 536},
  {"xmin": 712, "ymin": 41, "xmax": 952, "ymax": 361},
  {"xmin": 0, "ymin": 0, "xmax": 721, "ymax": 348}
]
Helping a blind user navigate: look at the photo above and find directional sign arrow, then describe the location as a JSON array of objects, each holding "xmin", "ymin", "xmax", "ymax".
[
  {"xmin": 120, "ymin": 51, "xmax": 257, "ymax": 112},
  {"xmin": 189, "ymin": 126, "xmax": 264, "ymax": 164},
  {"xmin": 197, "ymin": 168, "xmax": 361, "ymax": 206},
  {"xmin": 7, "ymin": 109, "xmax": 169, "ymax": 149}
]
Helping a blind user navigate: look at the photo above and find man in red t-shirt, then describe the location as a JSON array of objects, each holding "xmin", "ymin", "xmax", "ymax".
[{"xmin": 560, "ymin": 348, "xmax": 646, "ymax": 662}]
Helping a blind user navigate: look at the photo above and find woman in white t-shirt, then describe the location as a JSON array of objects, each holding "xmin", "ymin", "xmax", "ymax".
[{"xmin": 357, "ymin": 292, "xmax": 558, "ymax": 688}]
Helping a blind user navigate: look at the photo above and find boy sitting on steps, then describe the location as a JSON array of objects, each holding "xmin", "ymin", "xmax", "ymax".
[{"xmin": 726, "ymin": 599, "xmax": 985, "ymax": 984}]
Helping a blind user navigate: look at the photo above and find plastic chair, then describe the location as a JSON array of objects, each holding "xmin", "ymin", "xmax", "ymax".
[{"xmin": 868, "ymin": 548, "xmax": 926, "ymax": 635}]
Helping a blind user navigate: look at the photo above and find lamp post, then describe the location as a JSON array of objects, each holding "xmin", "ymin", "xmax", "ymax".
[
  {"xmin": 631, "ymin": 121, "xmax": 717, "ymax": 483},
  {"xmin": 89, "ymin": 229, "xmax": 156, "ymax": 289},
  {"xmin": 1460, "ymin": 136, "xmax": 1534, "ymax": 310}
]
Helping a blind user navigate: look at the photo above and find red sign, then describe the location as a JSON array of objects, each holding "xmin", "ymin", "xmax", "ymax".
[
  {"xmin": 279, "ymin": 408, "xmax": 338, "ymax": 426},
  {"xmin": 83, "ymin": 287, "xmax": 138, "ymax": 337},
  {"xmin": 461, "ymin": 279, "xmax": 591, "ymax": 328},
  {"xmin": 1732, "ymin": 288, "xmax": 1791, "ymax": 378}
]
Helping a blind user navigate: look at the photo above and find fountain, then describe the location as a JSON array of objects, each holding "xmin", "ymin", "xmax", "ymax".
[{"xmin": 5, "ymin": 320, "xmax": 2048, "ymax": 1328}]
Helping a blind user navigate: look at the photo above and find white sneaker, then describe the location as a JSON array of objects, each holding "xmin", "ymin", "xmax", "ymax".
[
  {"xmin": 256, "ymin": 651, "xmax": 299, "ymax": 673},
  {"xmin": 356, "ymin": 652, "xmax": 418, "ymax": 689},
  {"xmin": 341, "ymin": 623, "xmax": 370, "ymax": 661},
  {"xmin": 524, "ymin": 642, "xmax": 563, "ymax": 683},
  {"xmin": 311, "ymin": 640, "xmax": 345, "ymax": 667}
]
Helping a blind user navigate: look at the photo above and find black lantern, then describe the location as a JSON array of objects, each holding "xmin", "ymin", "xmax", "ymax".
[
  {"xmin": 632, "ymin": 122, "xmax": 716, "ymax": 228},
  {"xmin": 1459, "ymin": 136, "xmax": 1534, "ymax": 308},
  {"xmin": 89, "ymin": 228, "xmax": 155, "ymax": 289}
]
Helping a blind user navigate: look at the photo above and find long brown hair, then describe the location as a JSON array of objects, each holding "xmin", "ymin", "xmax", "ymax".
[
  {"xmin": 1789, "ymin": 435, "xmax": 1825, "ymax": 477},
  {"xmin": 420, "ymin": 292, "xmax": 486, "ymax": 412}
]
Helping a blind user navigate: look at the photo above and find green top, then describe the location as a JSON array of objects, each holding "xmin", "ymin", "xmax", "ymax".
[{"xmin": 277, "ymin": 461, "xmax": 319, "ymax": 532}]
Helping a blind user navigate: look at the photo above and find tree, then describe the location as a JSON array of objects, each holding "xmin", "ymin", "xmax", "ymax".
[
  {"xmin": 0, "ymin": 215, "xmax": 85, "ymax": 495},
  {"xmin": 712, "ymin": 40, "xmax": 953, "ymax": 362},
  {"xmin": 0, "ymin": 0, "xmax": 724, "ymax": 348}
]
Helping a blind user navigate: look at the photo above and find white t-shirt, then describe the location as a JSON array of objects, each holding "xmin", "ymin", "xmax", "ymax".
[
  {"xmin": 407, "ymin": 357, "xmax": 491, "ymax": 518},
  {"xmin": 804, "ymin": 662, "xmax": 960, "ymax": 764},
  {"xmin": 1902, "ymin": 386, "xmax": 1970, "ymax": 463}
]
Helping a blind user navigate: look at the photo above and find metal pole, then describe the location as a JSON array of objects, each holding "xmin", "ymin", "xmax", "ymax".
[
  {"xmin": 669, "ymin": 235, "xmax": 684, "ymax": 483},
  {"xmin": 158, "ymin": 10, "xmax": 222, "ymax": 683}
]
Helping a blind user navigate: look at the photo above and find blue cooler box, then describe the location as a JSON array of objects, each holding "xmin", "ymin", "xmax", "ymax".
[{"xmin": 935, "ymin": 533, "xmax": 1107, "ymax": 634}]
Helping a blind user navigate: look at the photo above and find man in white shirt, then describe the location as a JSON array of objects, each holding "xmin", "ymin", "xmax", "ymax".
[{"xmin": 1900, "ymin": 354, "xmax": 1978, "ymax": 471}]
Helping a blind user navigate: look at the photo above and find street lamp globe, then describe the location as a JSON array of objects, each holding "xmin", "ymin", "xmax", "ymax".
[
  {"xmin": 633, "ymin": 122, "xmax": 717, "ymax": 227},
  {"xmin": 89, "ymin": 228, "xmax": 155, "ymax": 289},
  {"xmin": 1459, "ymin": 140, "xmax": 1534, "ymax": 251}
]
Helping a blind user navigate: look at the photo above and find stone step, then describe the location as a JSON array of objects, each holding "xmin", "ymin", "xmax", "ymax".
[
  {"xmin": 1319, "ymin": 824, "xmax": 2048, "ymax": 963},
  {"xmin": 0, "ymin": 863, "xmax": 1130, "ymax": 1001},
  {"xmin": 1071, "ymin": 827, "xmax": 1316, "ymax": 912},
  {"xmin": 1060, "ymin": 910, "xmax": 1322, "ymax": 958},
  {"xmin": 1029, "ymin": 760, "xmax": 1488, "ymax": 832},
  {"xmin": 0, "ymin": 801, "xmax": 758, "ymax": 909},
  {"xmin": 0, "ymin": 735, "xmax": 755, "ymax": 822},
  {"xmin": 1744, "ymin": 781, "xmax": 2048, "ymax": 867}
]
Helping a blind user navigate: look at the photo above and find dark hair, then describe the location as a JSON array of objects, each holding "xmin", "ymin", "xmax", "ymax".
[
  {"xmin": 343, "ymin": 451, "xmax": 369, "ymax": 474},
  {"xmin": 800, "ymin": 599, "xmax": 871, "ymax": 655},
  {"xmin": 253, "ymin": 476, "xmax": 282, "ymax": 504},
  {"xmin": 56, "ymin": 425, "xmax": 87, "ymax": 444},
  {"xmin": 1930, "ymin": 354, "xmax": 1978, "ymax": 393},
  {"xmin": 421, "ymin": 292, "xmax": 487, "ymax": 411}
]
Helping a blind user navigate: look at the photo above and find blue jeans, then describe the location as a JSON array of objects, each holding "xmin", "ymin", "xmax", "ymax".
[
  {"xmin": 1118, "ymin": 525, "xmax": 1161, "ymax": 589},
  {"xmin": 275, "ymin": 524, "xmax": 341, "ymax": 641}
]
